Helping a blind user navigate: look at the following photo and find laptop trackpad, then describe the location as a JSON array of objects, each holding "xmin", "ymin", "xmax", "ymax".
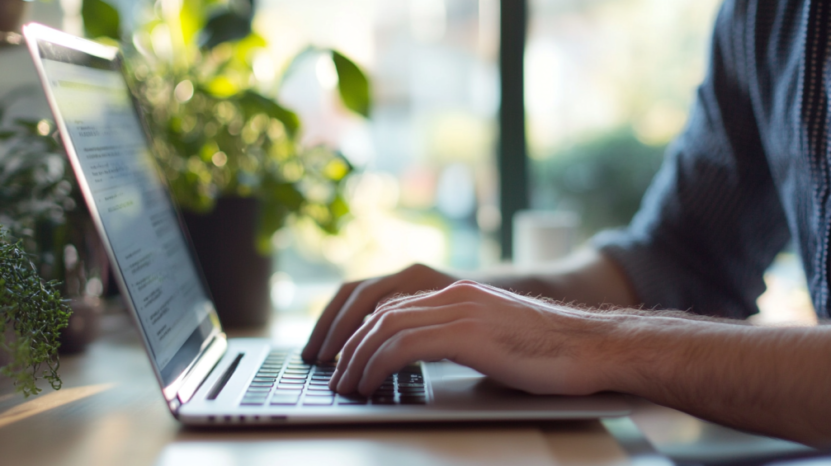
[{"xmin": 426, "ymin": 360, "xmax": 628, "ymax": 413}]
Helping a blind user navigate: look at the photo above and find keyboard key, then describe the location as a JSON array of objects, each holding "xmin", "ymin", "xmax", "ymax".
[
  {"xmin": 283, "ymin": 370, "xmax": 310, "ymax": 376},
  {"xmin": 277, "ymin": 384, "xmax": 306, "ymax": 390},
  {"xmin": 273, "ymin": 388, "xmax": 302, "ymax": 395},
  {"xmin": 270, "ymin": 395, "xmax": 300, "ymax": 406},
  {"xmin": 241, "ymin": 399, "xmax": 267, "ymax": 406},
  {"xmin": 337, "ymin": 395, "xmax": 368, "ymax": 405},
  {"xmin": 249, "ymin": 382, "xmax": 274, "ymax": 388},
  {"xmin": 280, "ymin": 376, "xmax": 306, "ymax": 385},
  {"xmin": 246, "ymin": 387, "xmax": 272, "ymax": 393},
  {"xmin": 288, "ymin": 364, "xmax": 312, "ymax": 371},
  {"xmin": 306, "ymin": 390, "xmax": 336, "ymax": 396},
  {"xmin": 280, "ymin": 374, "xmax": 307, "ymax": 380},
  {"xmin": 398, "ymin": 382, "xmax": 423, "ymax": 388},
  {"xmin": 307, "ymin": 386, "xmax": 335, "ymax": 393},
  {"xmin": 308, "ymin": 382, "xmax": 330, "ymax": 388},
  {"xmin": 398, "ymin": 374, "xmax": 423, "ymax": 383},
  {"xmin": 253, "ymin": 377, "xmax": 277, "ymax": 383},
  {"xmin": 303, "ymin": 396, "xmax": 334, "ymax": 406}
]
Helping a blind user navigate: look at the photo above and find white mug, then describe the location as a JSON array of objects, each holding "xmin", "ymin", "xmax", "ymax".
[{"xmin": 512, "ymin": 210, "xmax": 581, "ymax": 267}]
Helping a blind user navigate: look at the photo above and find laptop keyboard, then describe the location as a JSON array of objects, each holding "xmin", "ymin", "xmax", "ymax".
[{"xmin": 240, "ymin": 350, "xmax": 427, "ymax": 407}]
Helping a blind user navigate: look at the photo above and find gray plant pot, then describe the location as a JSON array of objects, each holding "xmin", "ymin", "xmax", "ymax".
[
  {"xmin": 182, "ymin": 197, "xmax": 272, "ymax": 329},
  {"xmin": 0, "ymin": 0, "xmax": 30, "ymax": 33}
]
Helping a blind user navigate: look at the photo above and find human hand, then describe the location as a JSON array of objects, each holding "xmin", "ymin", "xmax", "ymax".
[
  {"xmin": 327, "ymin": 280, "xmax": 619, "ymax": 397},
  {"xmin": 301, "ymin": 264, "xmax": 458, "ymax": 363}
]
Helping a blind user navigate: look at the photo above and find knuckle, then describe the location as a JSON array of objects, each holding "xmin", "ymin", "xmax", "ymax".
[
  {"xmin": 444, "ymin": 280, "xmax": 481, "ymax": 297},
  {"xmin": 352, "ymin": 279, "xmax": 374, "ymax": 295},
  {"xmin": 375, "ymin": 311, "xmax": 402, "ymax": 333},
  {"xmin": 405, "ymin": 263, "xmax": 430, "ymax": 275},
  {"xmin": 450, "ymin": 279, "xmax": 479, "ymax": 289}
]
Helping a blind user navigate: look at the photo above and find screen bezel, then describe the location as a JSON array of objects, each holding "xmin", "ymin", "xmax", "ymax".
[{"xmin": 22, "ymin": 23, "xmax": 226, "ymax": 405}]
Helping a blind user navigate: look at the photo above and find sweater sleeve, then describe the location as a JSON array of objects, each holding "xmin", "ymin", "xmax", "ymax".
[{"xmin": 591, "ymin": 0, "xmax": 791, "ymax": 318}]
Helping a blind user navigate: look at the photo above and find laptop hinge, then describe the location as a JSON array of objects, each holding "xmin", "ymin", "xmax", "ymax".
[
  {"xmin": 168, "ymin": 398, "xmax": 181, "ymax": 417},
  {"xmin": 175, "ymin": 335, "xmax": 228, "ymax": 405}
]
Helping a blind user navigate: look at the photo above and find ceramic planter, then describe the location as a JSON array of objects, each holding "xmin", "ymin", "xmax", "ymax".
[{"xmin": 182, "ymin": 197, "xmax": 272, "ymax": 328}]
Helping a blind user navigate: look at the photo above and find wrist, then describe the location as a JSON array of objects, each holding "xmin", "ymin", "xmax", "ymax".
[{"xmin": 587, "ymin": 313, "xmax": 673, "ymax": 395}]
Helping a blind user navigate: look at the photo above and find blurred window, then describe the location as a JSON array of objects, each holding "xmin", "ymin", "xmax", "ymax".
[{"xmin": 526, "ymin": 0, "xmax": 721, "ymax": 238}]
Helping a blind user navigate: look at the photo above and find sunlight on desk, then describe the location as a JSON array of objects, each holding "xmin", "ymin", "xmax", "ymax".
[{"xmin": 0, "ymin": 383, "xmax": 114, "ymax": 429}]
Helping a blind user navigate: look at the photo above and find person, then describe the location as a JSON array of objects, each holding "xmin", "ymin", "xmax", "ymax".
[{"xmin": 302, "ymin": 0, "xmax": 831, "ymax": 447}]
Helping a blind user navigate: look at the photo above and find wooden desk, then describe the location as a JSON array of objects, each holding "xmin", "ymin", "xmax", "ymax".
[{"xmin": 0, "ymin": 312, "xmax": 809, "ymax": 466}]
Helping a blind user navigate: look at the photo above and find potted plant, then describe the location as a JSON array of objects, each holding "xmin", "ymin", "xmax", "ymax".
[
  {"xmin": 0, "ymin": 228, "xmax": 71, "ymax": 397},
  {"xmin": 80, "ymin": 0, "xmax": 368, "ymax": 327}
]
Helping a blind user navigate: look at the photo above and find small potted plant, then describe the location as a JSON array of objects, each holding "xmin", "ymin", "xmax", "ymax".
[
  {"xmin": 80, "ymin": 0, "xmax": 369, "ymax": 327},
  {"xmin": 0, "ymin": 228, "xmax": 71, "ymax": 397}
]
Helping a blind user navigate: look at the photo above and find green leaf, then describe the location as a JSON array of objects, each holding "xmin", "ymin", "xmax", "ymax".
[
  {"xmin": 179, "ymin": 0, "xmax": 206, "ymax": 49},
  {"xmin": 81, "ymin": 0, "xmax": 121, "ymax": 40},
  {"xmin": 205, "ymin": 76, "xmax": 239, "ymax": 98},
  {"xmin": 236, "ymin": 90, "xmax": 300, "ymax": 138},
  {"xmin": 200, "ymin": 11, "xmax": 251, "ymax": 50},
  {"xmin": 332, "ymin": 51, "xmax": 371, "ymax": 118}
]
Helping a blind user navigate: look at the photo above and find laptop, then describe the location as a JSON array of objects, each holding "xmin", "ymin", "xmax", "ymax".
[{"xmin": 23, "ymin": 23, "xmax": 629, "ymax": 425}]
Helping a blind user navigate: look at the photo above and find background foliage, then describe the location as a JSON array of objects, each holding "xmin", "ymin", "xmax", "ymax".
[
  {"xmin": 532, "ymin": 129, "xmax": 665, "ymax": 236},
  {"xmin": 83, "ymin": 0, "xmax": 370, "ymax": 252}
]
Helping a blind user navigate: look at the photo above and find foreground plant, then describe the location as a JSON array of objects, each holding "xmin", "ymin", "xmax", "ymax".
[{"xmin": 0, "ymin": 229, "xmax": 71, "ymax": 397}]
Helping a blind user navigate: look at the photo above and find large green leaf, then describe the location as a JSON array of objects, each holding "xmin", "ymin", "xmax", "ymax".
[
  {"xmin": 200, "ymin": 11, "xmax": 251, "ymax": 50},
  {"xmin": 236, "ymin": 90, "xmax": 300, "ymax": 138},
  {"xmin": 179, "ymin": 0, "xmax": 206, "ymax": 49},
  {"xmin": 332, "ymin": 51, "xmax": 371, "ymax": 118},
  {"xmin": 81, "ymin": 0, "xmax": 121, "ymax": 40}
]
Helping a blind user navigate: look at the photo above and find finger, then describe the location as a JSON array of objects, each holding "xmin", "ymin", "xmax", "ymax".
[
  {"xmin": 355, "ymin": 320, "xmax": 475, "ymax": 395},
  {"xmin": 317, "ymin": 277, "xmax": 398, "ymax": 361},
  {"xmin": 332, "ymin": 304, "xmax": 472, "ymax": 391},
  {"xmin": 339, "ymin": 286, "xmax": 472, "ymax": 374},
  {"xmin": 301, "ymin": 281, "xmax": 361, "ymax": 361},
  {"xmin": 312, "ymin": 265, "xmax": 458, "ymax": 362},
  {"xmin": 330, "ymin": 299, "xmax": 452, "ymax": 389}
]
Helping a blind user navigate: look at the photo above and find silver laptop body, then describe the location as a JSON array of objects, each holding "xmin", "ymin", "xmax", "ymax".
[{"xmin": 23, "ymin": 23, "xmax": 629, "ymax": 426}]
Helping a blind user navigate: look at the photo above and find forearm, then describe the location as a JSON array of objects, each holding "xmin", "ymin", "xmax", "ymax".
[
  {"xmin": 478, "ymin": 248, "xmax": 640, "ymax": 309},
  {"xmin": 601, "ymin": 315, "xmax": 831, "ymax": 446}
]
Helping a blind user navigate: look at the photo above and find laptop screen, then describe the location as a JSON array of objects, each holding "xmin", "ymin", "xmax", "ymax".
[{"xmin": 28, "ymin": 30, "xmax": 220, "ymax": 386}]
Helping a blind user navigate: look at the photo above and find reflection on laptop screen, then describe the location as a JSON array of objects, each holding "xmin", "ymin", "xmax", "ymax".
[{"xmin": 39, "ymin": 55, "xmax": 216, "ymax": 383}]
